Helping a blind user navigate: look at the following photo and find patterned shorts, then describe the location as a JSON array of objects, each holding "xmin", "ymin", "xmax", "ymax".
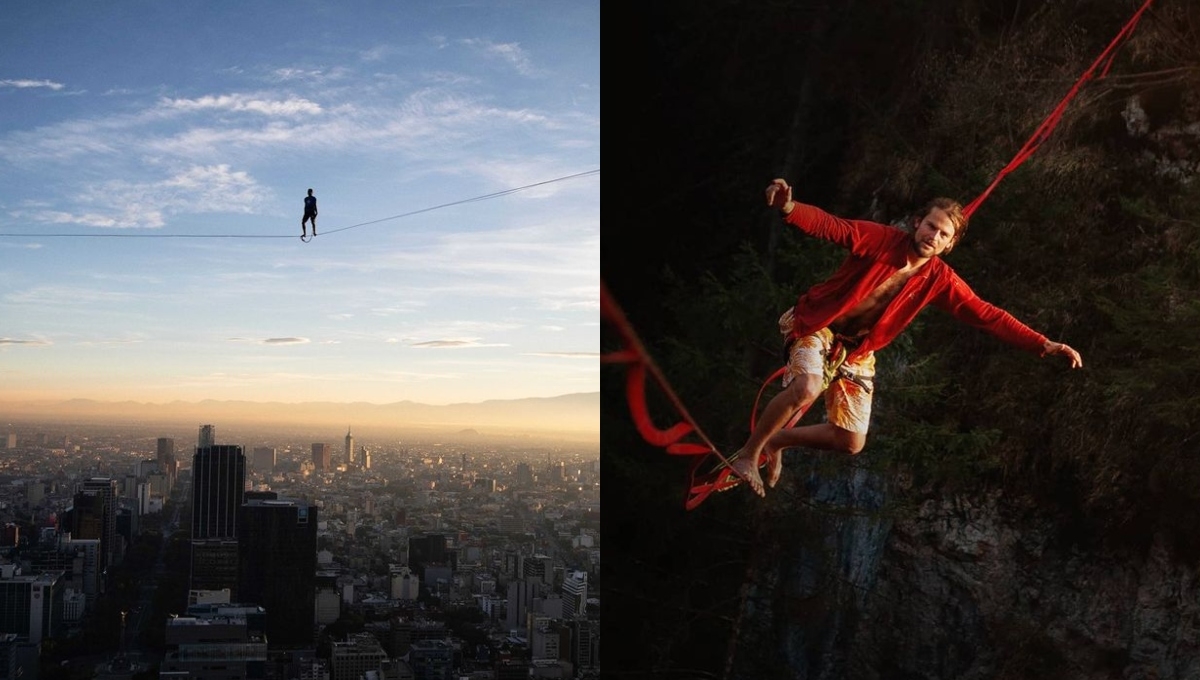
[{"xmin": 778, "ymin": 308, "xmax": 876, "ymax": 434}]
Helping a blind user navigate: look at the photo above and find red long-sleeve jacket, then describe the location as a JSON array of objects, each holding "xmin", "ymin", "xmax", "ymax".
[{"xmin": 784, "ymin": 202, "xmax": 1049, "ymax": 362}]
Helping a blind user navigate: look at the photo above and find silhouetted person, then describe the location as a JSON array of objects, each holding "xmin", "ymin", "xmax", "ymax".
[{"xmin": 302, "ymin": 188, "xmax": 318, "ymax": 237}]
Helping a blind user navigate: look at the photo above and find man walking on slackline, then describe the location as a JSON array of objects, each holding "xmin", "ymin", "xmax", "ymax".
[{"xmin": 730, "ymin": 178, "xmax": 1083, "ymax": 497}]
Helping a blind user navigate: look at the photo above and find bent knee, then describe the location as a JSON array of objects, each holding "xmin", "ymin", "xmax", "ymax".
[
  {"xmin": 836, "ymin": 429, "xmax": 866, "ymax": 455},
  {"xmin": 782, "ymin": 374, "xmax": 823, "ymax": 409}
]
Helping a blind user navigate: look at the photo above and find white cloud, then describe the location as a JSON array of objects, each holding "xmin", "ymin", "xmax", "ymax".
[
  {"xmin": 159, "ymin": 94, "xmax": 323, "ymax": 117},
  {"xmin": 22, "ymin": 164, "xmax": 269, "ymax": 229},
  {"xmin": 524, "ymin": 352, "xmax": 598, "ymax": 358},
  {"xmin": 0, "ymin": 79, "xmax": 64, "ymax": 90}
]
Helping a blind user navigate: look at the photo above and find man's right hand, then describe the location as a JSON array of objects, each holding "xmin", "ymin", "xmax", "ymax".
[{"xmin": 765, "ymin": 178, "xmax": 794, "ymax": 214}]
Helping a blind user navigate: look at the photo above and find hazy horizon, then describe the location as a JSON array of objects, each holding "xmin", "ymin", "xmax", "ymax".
[{"xmin": 0, "ymin": 390, "xmax": 599, "ymax": 441}]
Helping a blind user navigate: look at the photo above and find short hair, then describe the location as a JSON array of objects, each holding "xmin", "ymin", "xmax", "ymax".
[
  {"xmin": 307, "ymin": 188, "xmax": 313, "ymax": 194},
  {"xmin": 917, "ymin": 197, "xmax": 968, "ymax": 243}
]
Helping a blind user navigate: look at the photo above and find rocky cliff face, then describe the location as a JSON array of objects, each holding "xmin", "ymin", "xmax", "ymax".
[{"xmin": 729, "ymin": 460, "xmax": 1200, "ymax": 679}]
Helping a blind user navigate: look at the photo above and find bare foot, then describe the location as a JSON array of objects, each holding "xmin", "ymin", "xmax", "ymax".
[
  {"xmin": 729, "ymin": 453, "xmax": 765, "ymax": 497},
  {"xmin": 763, "ymin": 444, "xmax": 784, "ymax": 489}
]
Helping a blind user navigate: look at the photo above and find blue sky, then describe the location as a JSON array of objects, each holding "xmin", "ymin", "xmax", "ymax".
[{"xmin": 0, "ymin": 1, "xmax": 598, "ymax": 406}]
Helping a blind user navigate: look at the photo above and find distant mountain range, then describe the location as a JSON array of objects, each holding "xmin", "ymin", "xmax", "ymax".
[{"xmin": 0, "ymin": 392, "xmax": 598, "ymax": 439}]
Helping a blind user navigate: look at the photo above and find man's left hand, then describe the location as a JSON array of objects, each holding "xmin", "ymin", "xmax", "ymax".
[{"xmin": 1044, "ymin": 340, "xmax": 1083, "ymax": 368}]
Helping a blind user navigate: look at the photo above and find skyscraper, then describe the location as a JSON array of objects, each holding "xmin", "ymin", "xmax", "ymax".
[
  {"xmin": 157, "ymin": 437, "xmax": 177, "ymax": 491},
  {"xmin": 252, "ymin": 447, "xmax": 276, "ymax": 473},
  {"xmin": 312, "ymin": 443, "xmax": 331, "ymax": 471},
  {"xmin": 191, "ymin": 445, "xmax": 245, "ymax": 597},
  {"xmin": 562, "ymin": 571, "xmax": 588, "ymax": 619},
  {"xmin": 192, "ymin": 445, "xmax": 245, "ymax": 539},
  {"xmin": 238, "ymin": 498, "xmax": 318, "ymax": 648},
  {"xmin": 0, "ymin": 570, "xmax": 65, "ymax": 644},
  {"xmin": 344, "ymin": 427, "xmax": 355, "ymax": 468},
  {"xmin": 78, "ymin": 478, "xmax": 119, "ymax": 572},
  {"xmin": 198, "ymin": 424, "xmax": 216, "ymax": 448},
  {"xmin": 407, "ymin": 534, "xmax": 450, "ymax": 579}
]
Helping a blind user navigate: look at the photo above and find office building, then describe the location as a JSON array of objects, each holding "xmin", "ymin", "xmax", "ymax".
[
  {"xmin": 315, "ymin": 572, "xmax": 341, "ymax": 625},
  {"xmin": 0, "ymin": 568, "xmax": 64, "ymax": 644},
  {"xmin": 344, "ymin": 428, "xmax": 355, "ymax": 467},
  {"xmin": 0, "ymin": 633, "xmax": 19, "ymax": 680},
  {"xmin": 238, "ymin": 498, "xmax": 317, "ymax": 648},
  {"xmin": 71, "ymin": 478, "xmax": 119, "ymax": 575},
  {"xmin": 571, "ymin": 618, "xmax": 599, "ymax": 671},
  {"xmin": 409, "ymin": 640, "xmax": 453, "ymax": 680},
  {"xmin": 157, "ymin": 437, "xmax": 177, "ymax": 491},
  {"xmin": 521, "ymin": 554, "xmax": 553, "ymax": 588},
  {"xmin": 505, "ymin": 580, "xmax": 537, "ymax": 632},
  {"xmin": 253, "ymin": 447, "xmax": 276, "ymax": 473},
  {"xmin": 199, "ymin": 424, "xmax": 216, "ymax": 448},
  {"xmin": 330, "ymin": 633, "xmax": 388, "ymax": 680},
  {"xmin": 191, "ymin": 445, "xmax": 246, "ymax": 596},
  {"xmin": 562, "ymin": 571, "xmax": 587, "ymax": 619},
  {"xmin": 407, "ymin": 534, "xmax": 452, "ymax": 578},
  {"xmin": 161, "ymin": 604, "xmax": 268, "ymax": 680},
  {"xmin": 312, "ymin": 443, "xmax": 331, "ymax": 471},
  {"xmin": 192, "ymin": 445, "xmax": 245, "ymax": 539},
  {"xmin": 389, "ymin": 566, "xmax": 419, "ymax": 601},
  {"xmin": 515, "ymin": 463, "xmax": 534, "ymax": 487},
  {"xmin": 190, "ymin": 541, "xmax": 239, "ymax": 598}
]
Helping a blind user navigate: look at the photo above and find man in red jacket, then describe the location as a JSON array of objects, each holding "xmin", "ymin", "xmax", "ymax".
[{"xmin": 730, "ymin": 178, "xmax": 1083, "ymax": 497}]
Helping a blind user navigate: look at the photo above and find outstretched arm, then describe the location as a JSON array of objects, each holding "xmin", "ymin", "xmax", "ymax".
[
  {"xmin": 938, "ymin": 274, "xmax": 1084, "ymax": 369},
  {"xmin": 764, "ymin": 178, "xmax": 894, "ymax": 256},
  {"xmin": 1042, "ymin": 340, "xmax": 1083, "ymax": 368}
]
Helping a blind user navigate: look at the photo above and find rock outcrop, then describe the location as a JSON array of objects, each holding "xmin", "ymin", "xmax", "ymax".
[{"xmin": 730, "ymin": 457, "xmax": 1200, "ymax": 679}]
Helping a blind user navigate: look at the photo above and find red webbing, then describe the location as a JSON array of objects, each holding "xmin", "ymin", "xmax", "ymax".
[
  {"xmin": 601, "ymin": 280, "xmax": 730, "ymax": 456},
  {"xmin": 603, "ymin": 281, "xmax": 812, "ymax": 508},
  {"xmin": 962, "ymin": 0, "xmax": 1155, "ymax": 219}
]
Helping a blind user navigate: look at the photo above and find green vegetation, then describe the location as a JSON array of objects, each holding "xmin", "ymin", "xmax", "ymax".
[{"xmin": 611, "ymin": 0, "xmax": 1200, "ymax": 672}]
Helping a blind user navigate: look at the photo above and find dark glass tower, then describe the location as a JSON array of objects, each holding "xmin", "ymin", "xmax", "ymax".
[
  {"xmin": 191, "ymin": 445, "xmax": 245, "ymax": 596},
  {"xmin": 79, "ymin": 477, "xmax": 118, "ymax": 572},
  {"xmin": 157, "ymin": 437, "xmax": 176, "ymax": 490},
  {"xmin": 192, "ymin": 445, "xmax": 245, "ymax": 539},
  {"xmin": 238, "ymin": 499, "xmax": 318, "ymax": 648}
]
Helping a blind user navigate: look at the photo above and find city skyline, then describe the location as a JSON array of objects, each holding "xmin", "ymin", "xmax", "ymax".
[{"xmin": 0, "ymin": 2, "xmax": 599, "ymax": 406}]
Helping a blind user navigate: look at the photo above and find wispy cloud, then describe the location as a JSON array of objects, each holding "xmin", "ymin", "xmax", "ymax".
[
  {"xmin": 76, "ymin": 337, "xmax": 146, "ymax": 346},
  {"xmin": 0, "ymin": 338, "xmax": 52, "ymax": 346},
  {"xmin": 360, "ymin": 46, "xmax": 391, "ymax": 62},
  {"xmin": 524, "ymin": 352, "xmax": 597, "ymax": 358},
  {"xmin": 461, "ymin": 39, "xmax": 540, "ymax": 77},
  {"xmin": 409, "ymin": 339, "xmax": 509, "ymax": 349},
  {"xmin": 5, "ymin": 286, "xmax": 135, "ymax": 306},
  {"xmin": 19, "ymin": 164, "xmax": 268, "ymax": 229},
  {"xmin": 227, "ymin": 337, "xmax": 311, "ymax": 345},
  {"xmin": 268, "ymin": 67, "xmax": 350, "ymax": 84},
  {"xmin": 0, "ymin": 79, "xmax": 64, "ymax": 90}
]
